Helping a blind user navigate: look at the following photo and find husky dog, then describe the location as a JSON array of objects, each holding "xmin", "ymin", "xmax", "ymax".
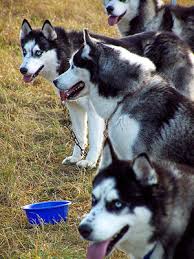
[
  {"xmin": 79, "ymin": 140, "xmax": 194, "ymax": 259},
  {"xmin": 54, "ymin": 30, "xmax": 194, "ymax": 166},
  {"xmin": 103, "ymin": 0, "xmax": 194, "ymax": 52},
  {"xmin": 19, "ymin": 19, "xmax": 105, "ymax": 168},
  {"xmin": 20, "ymin": 21, "xmax": 194, "ymax": 168}
]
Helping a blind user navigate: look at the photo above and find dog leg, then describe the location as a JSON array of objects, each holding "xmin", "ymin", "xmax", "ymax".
[
  {"xmin": 77, "ymin": 101, "xmax": 105, "ymax": 169},
  {"xmin": 62, "ymin": 101, "xmax": 87, "ymax": 165}
]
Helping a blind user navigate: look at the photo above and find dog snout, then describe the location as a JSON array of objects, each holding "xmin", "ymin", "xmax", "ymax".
[
  {"xmin": 106, "ymin": 6, "xmax": 114, "ymax": 15},
  {"xmin": 78, "ymin": 224, "xmax": 93, "ymax": 239},
  {"xmin": 20, "ymin": 67, "xmax": 28, "ymax": 75},
  {"xmin": 53, "ymin": 79, "xmax": 58, "ymax": 88}
]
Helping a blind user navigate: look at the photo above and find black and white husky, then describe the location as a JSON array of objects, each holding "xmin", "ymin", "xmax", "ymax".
[
  {"xmin": 54, "ymin": 30, "xmax": 194, "ymax": 166},
  {"xmin": 79, "ymin": 140, "xmax": 194, "ymax": 259},
  {"xmin": 103, "ymin": 0, "xmax": 194, "ymax": 52},
  {"xmin": 20, "ymin": 21, "xmax": 194, "ymax": 168},
  {"xmin": 19, "ymin": 20, "xmax": 105, "ymax": 168}
]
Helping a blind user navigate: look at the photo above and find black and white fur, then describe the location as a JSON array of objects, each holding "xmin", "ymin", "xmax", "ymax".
[
  {"xmin": 20, "ymin": 20, "xmax": 105, "ymax": 168},
  {"xmin": 79, "ymin": 140, "xmax": 194, "ymax": 259},
  {"xmin": 54, "ymin": 30, "xmax": 194, "ymax": 166},
  {"xmin": 103, "ymin": 0, "xmax": 194, "ymax": 52},
  {"xmin": 20, "ymin": 21, "xmax": 194, "ymax": 168}
]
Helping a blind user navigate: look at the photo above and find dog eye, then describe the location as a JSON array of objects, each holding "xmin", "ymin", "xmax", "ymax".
[
  {"xmin": 106, "ymin": 200, "xmax": 124, "ymax": 211},
  {"xmin": 92, "ymin": 195, "xmax": 98, "ymax": 207},
  {"xmin": 119, "ymin": 0, "xmax": 127, "ymax": 2},
  {"xmin": 23, "ymin": 49, "xmax": 27, "ymax": 56},
  {"xmin": 35, "ymin": 50, "xmax": 43, "ymax": 57}
]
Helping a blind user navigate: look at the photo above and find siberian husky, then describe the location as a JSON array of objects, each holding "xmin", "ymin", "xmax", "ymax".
[
  {"xmin": 19, "ymin": 19, "xmax": 105, "ymax": 168},
  {"xmin": 54, "ymin": 30, "xmax": 194, "ymax": 166},
  {"xmin": 79, "ymin": 140, "xmax": 194, "ymax": 259},
  {"xmin": 20, "ymin": 21, "xmax": 194, "ymax": 168},
  {"xmin": 103, "ymin": 0, "xmax": 194, "ymax": 52}
]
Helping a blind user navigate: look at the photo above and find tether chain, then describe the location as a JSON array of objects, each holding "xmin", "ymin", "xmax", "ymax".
[{"xmin": 61, "ymin": 105, "xmax": 86, "ymax": 157}]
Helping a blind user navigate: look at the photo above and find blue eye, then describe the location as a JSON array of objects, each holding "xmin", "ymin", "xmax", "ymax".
[
  {"xmin": 114, "ymin": 201, "xmax": 123, "ymax": 209},
  {"xmin": 35, "ymin": 50, "xmax": 43, "ymax": 57},
  {"xmin": 106, "ymin": 199, "xmax": 125, "ymax": 211}
]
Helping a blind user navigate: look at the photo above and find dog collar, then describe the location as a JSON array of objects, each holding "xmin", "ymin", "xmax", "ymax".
[{"xmin": 143, "ymin": 243, "xmax": 157, "ymax": 259}]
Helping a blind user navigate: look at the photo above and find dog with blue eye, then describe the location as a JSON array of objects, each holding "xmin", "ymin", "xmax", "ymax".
[{"xmin": 79, "ymin": 139, "xmax": 194, "ymax": 259}]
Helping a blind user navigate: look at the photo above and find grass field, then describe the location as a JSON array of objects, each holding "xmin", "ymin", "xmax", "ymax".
[{"xmin": 0, "ymin": 0, "xmax": 193, "ymax": 258}]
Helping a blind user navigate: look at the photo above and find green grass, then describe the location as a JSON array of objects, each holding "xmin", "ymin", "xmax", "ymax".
[{"xmin": 0, "ymin": 0, "xmax": 193, "ymax": 258}]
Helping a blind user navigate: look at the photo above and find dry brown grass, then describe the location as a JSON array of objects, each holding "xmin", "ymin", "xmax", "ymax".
[{"xmin": 0, "ymin": 0, "xmax": 193, "ymax": 258}]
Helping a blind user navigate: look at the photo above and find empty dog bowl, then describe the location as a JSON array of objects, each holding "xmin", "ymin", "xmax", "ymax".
[{"xmin": 22, "ymin": 200, "xmax": 71, "ymax": 225}]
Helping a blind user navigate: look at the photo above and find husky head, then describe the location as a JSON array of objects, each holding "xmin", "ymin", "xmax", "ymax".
[
  {"xmin": 79, "ymin": 140, "xmax": 158, "ymax": 258},
  {"xmin": 103, "ymin": 0, "xmax": 163, "ymax": 27},
  {"xmin": 54, "ymin": 30, "xmax": 155, "ymax": 102},
  {"xmin": 20, "ymin": 19, "xmax": 58, "ymax": 83},
  {"xmin": 103, "ymin": 0, "xmax": 140, "ymax": 26}
]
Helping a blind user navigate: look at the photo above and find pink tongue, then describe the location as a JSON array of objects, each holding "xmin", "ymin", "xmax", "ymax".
[
  {"xmin": 23, "ymin": 75, "xmax": 33, "ymax": 83},
  {"xmin": 87, "ymin": 240, "xmax": 110, "ymax": 259},
  {"xmin": 108, "ymin": 16, "xmax": 119, "ymax": 26}
]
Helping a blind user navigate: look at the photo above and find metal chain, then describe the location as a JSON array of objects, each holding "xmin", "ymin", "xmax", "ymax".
[{"xmin": 61, "ymin": 105, "xmax": 86, "ymax": 157}]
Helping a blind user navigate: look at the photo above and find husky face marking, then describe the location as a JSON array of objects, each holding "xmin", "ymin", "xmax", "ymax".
[
  {"xmin": 104, "ymin": 0, "xmax": 140, "ymax": 27},
  {"xmin": 20, "ymin": 20, "xmax": 59, "ymax": 83},
  {"xmin": 53, "ymin": 56, "xmax": 90, "ymax": 101},
  {"xmin": 79, "ymin": 148, "xmax": 157, "ymax": 258}
]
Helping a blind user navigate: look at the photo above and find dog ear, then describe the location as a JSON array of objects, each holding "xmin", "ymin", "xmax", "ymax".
[
  {"xmin": 42, "ymin": 20, "xmax": 57, "ymax": 41},
  {"xmin": 99, "ymin": 138, "xmax": 118, "ymax": 169},
  {"xmin": 132, "ymin": 153, "xmax": 158, "ymax": 186},
  {"xmin": 20, "ymin": 19, "xmax": 32, "ymax": 40},
  {"xmin": 83, "ymin": 29, "xmax": 96, "ymax": 49}
]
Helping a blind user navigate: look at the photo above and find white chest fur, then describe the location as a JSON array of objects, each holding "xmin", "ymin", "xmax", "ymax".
[{"xmin": 108, "ymin": 108, "xmax": 140, "ymax": 160}]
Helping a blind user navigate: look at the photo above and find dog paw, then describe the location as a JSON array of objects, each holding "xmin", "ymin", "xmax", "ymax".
[
  {"xmin": 62, "ymin": 156, "xmax": 81, "ymax": 165},
  {"xmin": 76, "ymin": 160, "xmax": 97, "ymax": 169}
]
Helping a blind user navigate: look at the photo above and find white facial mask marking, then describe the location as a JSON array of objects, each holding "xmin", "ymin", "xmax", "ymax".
[{"xmin": 21, "ymin": 40, "xmax": 59, "ymax": 81}]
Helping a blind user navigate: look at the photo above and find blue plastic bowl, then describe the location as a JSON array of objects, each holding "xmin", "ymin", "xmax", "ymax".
[{"xmin": 22, "ymin": 200, "xmax": 71, "ymax": 225}]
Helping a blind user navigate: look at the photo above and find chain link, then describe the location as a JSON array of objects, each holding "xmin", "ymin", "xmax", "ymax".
[{"xmin": 61, "ymin": 105, "xmax": 86, "ymax": 157}]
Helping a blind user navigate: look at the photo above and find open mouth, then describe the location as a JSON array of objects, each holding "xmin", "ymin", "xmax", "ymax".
[
  {"xmin": 59, "ymin": 81, "xmax": 85, "ymax": 102},
  {"xmin": 87, "ymin": 225, "xmax": 129, "ymax": 259},
  {"xmin": 23, "ymin": 65, "xmax": 44, "ymax": 83},
  {"xmin": 108, "ymin": 11, "xmax": 126, "ymax": 26}
]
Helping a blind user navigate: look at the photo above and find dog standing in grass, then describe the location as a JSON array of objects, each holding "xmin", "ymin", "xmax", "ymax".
[
  {"xmin": 54, "ymin": 30, "xmax": 194, "ymax": 166},
  {"xmin": 19, "ymin": 19, "xmax": 105, "ymax": 169},
  {"xmin": 20, "ymin": 21, "xmax": 194, "ymax": 169}
]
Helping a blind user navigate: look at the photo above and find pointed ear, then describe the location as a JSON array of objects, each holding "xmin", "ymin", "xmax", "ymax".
[
  {"xmin": 83, "ymin": 29, "xmax": 96, "ymax": 49},
  {"xmin": 42, "ymin": 20, "xmax": 57, "ymax": 41},
  {"xmin": 20, "ymin": 19, "xmax": 32, "ymax": 40},
  {"xmin": 99, "ymin": 138, "xmax": 118, "ymax": 170},
  {"xmin": 132, "ymin": 154, "xmax": 158, "ymax": 186}
]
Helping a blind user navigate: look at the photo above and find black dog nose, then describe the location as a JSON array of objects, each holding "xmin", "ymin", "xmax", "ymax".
[
  {"xmin": 20, "ymin": 67, "xmax": 28, "ymax": 75},
  {"xmin": 79, "ymin": 224, "xmax": 92, "ymax": 239},
  {"xmin": 106, "ymin": 6, "xmax": 114, "ymax": 15},
  {"xmin": 53, "ymin": 79, "xmax": 58, "ymax": 87}
]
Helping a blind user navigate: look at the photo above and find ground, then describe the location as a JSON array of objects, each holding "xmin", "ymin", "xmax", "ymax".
[{"xmin": 0, "ymin": 0, "xmax": 192, "ymax": 258}]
